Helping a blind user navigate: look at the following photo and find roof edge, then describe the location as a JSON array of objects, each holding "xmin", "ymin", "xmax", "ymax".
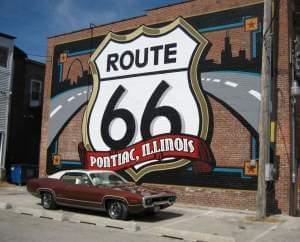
[
  {"xmin": 26, "ymin": 58, "xmax": 45, "ymax": 66},
  {"xmin": 47, "ymin": 0, "xmax": 188, "ymax": 39},
  {"xmin": 0, "ymin": 32, "xmax": 16, "ymax": 40},
  {"xmin": 48, "ymin": 13, "xmax": 147, "ymax": 39}
]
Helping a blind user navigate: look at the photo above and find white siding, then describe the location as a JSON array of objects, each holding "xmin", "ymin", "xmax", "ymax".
[
  {"xmin": 0, "ymin": 67, "xmax": 11, "ymax": 131},
  {"xmin": 0, "ymin": 36, "xmax": 14, "ymax": 170}
]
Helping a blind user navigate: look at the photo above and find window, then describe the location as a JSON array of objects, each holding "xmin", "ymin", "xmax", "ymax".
[
  {"xmin": 0, "ymin": 47, "xmax": 9, "ymax": 68},
  {"xmin": 61, "ymin": 173, "xmax": 92, "ymax": 185},
  {"xmin": 30, "ymin": 80, "xmax": 42, "ymax": 107},
  {"xmin": 90, "ymin": 172, "xmax": 127, "ymax": 186}
]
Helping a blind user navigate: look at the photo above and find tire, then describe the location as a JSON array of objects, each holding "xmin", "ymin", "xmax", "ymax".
[
  {"xmin": 41, "ymin": 192, "xmax": 56, "ymax": 210},
  {"xmin": 107, "ymin": 200, "xmax": 128, "ymax": 220}
]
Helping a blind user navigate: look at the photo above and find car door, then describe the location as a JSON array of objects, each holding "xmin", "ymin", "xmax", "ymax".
[{"xmin": 60, "ymin": 172, "xmax": 102, "ymax": 208}]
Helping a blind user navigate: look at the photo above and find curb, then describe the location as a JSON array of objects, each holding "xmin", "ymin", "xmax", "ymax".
[
  {"xmin": 152, "ymin": 227, "xmax": 236, "ymax": 242},
  {"xmin": 0, "ymin": 203, "xmax": 140, "ymax": 232},
  {"xmin": 13, "ymin": 206, "xmax": 67, "ymax": 222},
  {"xmin": 69, "ymin": 213, "xmax": 140, "ymax": 232}
]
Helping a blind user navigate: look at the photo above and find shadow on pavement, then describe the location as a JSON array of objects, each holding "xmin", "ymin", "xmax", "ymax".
[
  {"xmin": 35, "ymin": 202, "xmax": 183, "ymax": 222},
  {"xmin": 131, "ymin": 210, "xmax": 183, "ymax": 222}
]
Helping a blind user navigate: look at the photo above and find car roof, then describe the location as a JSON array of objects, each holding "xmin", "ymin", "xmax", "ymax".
[{"xmin": 48, "ymin": 169, "xmax": 117, "ymax": 179}]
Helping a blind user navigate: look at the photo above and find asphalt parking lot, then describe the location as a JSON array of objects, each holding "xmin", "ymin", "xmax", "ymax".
[{"xmin": 0, "ymin": 185, "xmax": 300, "ymax": 242}]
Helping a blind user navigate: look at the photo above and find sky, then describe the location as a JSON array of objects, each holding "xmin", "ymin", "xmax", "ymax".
[{"xmin": 0, "ymin": 0, "xmax": 183, "ymax": 63}]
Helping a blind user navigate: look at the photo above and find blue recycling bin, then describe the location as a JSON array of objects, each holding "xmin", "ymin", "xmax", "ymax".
[{"xmin": 10, "ymin": 164, "xmax": 38, "ymax": 185}]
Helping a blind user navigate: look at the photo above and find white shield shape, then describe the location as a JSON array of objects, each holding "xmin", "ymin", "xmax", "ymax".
[{"xmin": 83, "ymin": 17, "xmax": 210, "ymax": 181}]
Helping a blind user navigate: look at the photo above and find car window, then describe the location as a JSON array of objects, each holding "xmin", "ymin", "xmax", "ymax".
[
  {"xmin": 90, "ymin": 172, "xmax": 127, "ymax": 186},
  {"xmin": 61, "ymin": 173, "xmax": 92, "ymax": 185}
]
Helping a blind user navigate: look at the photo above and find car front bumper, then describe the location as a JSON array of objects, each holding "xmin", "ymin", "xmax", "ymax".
[{"xmin": 142, "ymin": 195, "xmax": 176, "ymax": 208}]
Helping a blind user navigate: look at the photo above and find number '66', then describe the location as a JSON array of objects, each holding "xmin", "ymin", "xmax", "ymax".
[{"xmin": 101, "ymin": 81, "xmax": 182, "ymax": 150}]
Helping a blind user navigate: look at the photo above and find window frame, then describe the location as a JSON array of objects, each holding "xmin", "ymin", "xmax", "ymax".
[{"xmin": 30, "ymin": 79, "xmax": 42, "ymax": 107}]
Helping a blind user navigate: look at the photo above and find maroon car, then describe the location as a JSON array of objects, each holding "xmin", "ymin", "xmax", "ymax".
[{"xmin": 27, "ymin": 169, "xmax": 176, "ymax": 220}]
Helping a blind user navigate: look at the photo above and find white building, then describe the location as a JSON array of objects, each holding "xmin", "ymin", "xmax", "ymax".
[{"xmin": 0, "ymin": 33, "xmax": 15, "ymax": 180}]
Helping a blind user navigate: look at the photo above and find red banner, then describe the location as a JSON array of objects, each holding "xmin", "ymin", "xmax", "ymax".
[{"xmin": 85, "ymin": 134, "xmax": 211, "ymax": 171}]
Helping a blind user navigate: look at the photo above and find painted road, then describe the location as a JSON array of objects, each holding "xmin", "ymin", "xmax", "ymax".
[
  {"xmin": 48, "ymin": 71, "xmax": 261, "ymax": 147},
  {"xmin": 201, "ymin": 71, "xmax": 261, "ymax": 131},
  {"xmin": 48, "ymin": 86, "xmax": 92, "ymax": 145}
]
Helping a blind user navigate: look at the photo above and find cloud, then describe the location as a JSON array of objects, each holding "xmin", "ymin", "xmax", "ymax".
[
  {"xmin": 48, "ymin": 0, "xmax": 182, "ymax": 36},
  {"xmin": 52, "ymin": 0, "xmax": 137, "ymax": 33},
  {"xmin": 0, "ymin": 0, "xmax": 182, "ymax": 62}
]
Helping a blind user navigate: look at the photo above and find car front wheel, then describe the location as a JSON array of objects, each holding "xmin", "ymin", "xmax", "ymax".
[
  {"xmin": 107, "ymin": 200, "xmax": 128, "ymax": 220},
  {"xmin": 41, "ymin": 192, "xmax": 56, "ymax": 209}
]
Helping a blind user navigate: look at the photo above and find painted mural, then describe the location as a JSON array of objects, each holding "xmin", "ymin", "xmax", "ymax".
[{"xmin": 47, "ymin": 3, "xmax": 263, "ymax": 190}]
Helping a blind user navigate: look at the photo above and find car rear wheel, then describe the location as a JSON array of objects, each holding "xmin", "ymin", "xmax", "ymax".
[
  {"xmin": 41, "ymin": 192, "xmax": 56, "ymax": 209},
  {"xmin": 107, "ymin": 200, "xmax": 128, "ymax": 220}
]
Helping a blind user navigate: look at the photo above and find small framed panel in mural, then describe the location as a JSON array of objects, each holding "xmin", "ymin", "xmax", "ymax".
[
  {"xmin": 52, "ymin": 154, "xmax": 61, "ymax": 166},
  {"xmin": 244, "ymin": 160, "xmax": 258, "ymax": 176},
  {"xmin": 59, "ymin": 53, "xmax": 68, "ymax": 63},
  {"xmin": 244, "ymin": 17, "xmax": 259, "ymax": 32}
]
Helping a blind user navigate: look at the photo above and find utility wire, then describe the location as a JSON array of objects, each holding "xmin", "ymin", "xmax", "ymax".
[{"xmin": 84, "ymin": 23, "xmax": 96, "ymax": 149}]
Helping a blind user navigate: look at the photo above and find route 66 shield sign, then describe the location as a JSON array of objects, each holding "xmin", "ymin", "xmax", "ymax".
[{"xmin": 82, "ymin": 17, "xmax": 214, "ymax": 181}]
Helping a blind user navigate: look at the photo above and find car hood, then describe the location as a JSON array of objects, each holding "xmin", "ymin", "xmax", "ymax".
[{"xmin": 109, "ymin": 183, "xmax": 172, "ymax": 197}]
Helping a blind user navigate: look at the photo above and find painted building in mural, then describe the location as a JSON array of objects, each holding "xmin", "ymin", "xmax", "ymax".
[{"xmin": 40, "ymin": 0, "xmax": 300, "ymax": 214}]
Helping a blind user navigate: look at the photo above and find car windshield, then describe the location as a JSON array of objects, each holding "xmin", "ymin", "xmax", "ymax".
[{"xmin": 89, "ymin": 172, "xmax": 128, "ymax": 186}]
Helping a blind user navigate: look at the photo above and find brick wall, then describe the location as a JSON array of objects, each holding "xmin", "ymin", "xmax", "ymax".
[
  {"xmin": 144, "ymin": 183, "xmax": 257, "ymax": 210},
  {"xmin": 57, "ymin": 106, "xmax": 85, "ymax": 161},
  {"xmin": 39, "ymin": 0, "xmax": 293, "ymax": 213},
  {"xmin": 209, "ymin": 97, "xmax": 251, "ymax": 167},
  {"xmin": 273, "ymin": 0, "xmax": 292, "ymax": 214}
]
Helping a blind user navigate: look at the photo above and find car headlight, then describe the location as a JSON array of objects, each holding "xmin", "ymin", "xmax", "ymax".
[{"xmin": 145, "ymin": 198, "xmax": 152, "ymax": 206}]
